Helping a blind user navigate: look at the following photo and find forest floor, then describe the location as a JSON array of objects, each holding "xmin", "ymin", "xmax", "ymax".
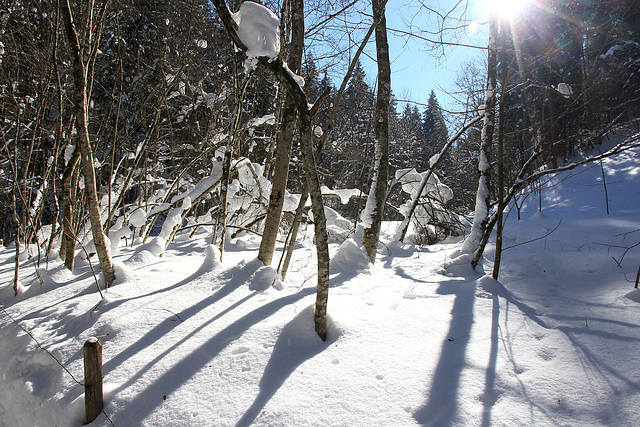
[{"xmin": 1, "ymin": 141, "xmax": 639, "ymax": 426}]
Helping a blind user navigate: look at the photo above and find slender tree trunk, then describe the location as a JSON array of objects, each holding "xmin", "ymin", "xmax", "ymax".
[
  {"xmin": 258, "ymin": 0, "xmax": 304, "ymax": 267},
  {"xmin": 60, "ymin": 147, "xmax": 81, "ymax": 271},
  {"xmin": 279, "ymin": 185, "xmax": 308, "ymax": 281},
  {"xmin": 60, "ymin": 0, "xmax": 115, "ymax": 287},
  {"xmin": 11, "ymin": 183, "xmax": 20, "ymax": 296},
  {"xmin": 211, "ymin": 0, "xmax": 330, "ymax": 340},
  {"xmin": 279, "ymin": 11, "xmax": 385, "ymax": 274},
  {"xmin": 492, "ymin": 56, "xmax": 508, "ymax": 280},
  {"xmin": 13, "ymin": 229, "xmax": 20, "ymax": 296},
  {"xmin": 463, "ymin": 13, "xmax": 498, "ymax": 269},
  {"xmin": 215, "ymin": 73, "xmax": 251, "ymax": 260},
  {"xmin": 361, "ymin": 0, "xmax": 391, "ymax": 264},
  {"xmin": 263, "ymin": 86, "xmax": 282, "ymax": 180}
]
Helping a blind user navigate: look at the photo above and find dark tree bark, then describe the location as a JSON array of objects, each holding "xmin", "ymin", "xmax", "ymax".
[{"xmin": 492, "ymin": 37, "xmax": 509, "ymax": 280}]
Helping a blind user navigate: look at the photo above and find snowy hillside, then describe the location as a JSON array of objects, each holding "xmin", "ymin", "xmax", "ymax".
[{"xmin": 1, "ymin": 142, "xmax": 639, "ymax": 426}]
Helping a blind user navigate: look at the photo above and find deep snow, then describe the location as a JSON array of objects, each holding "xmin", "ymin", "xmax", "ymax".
[{"xmin": 1, "ymin": 141, "xmax": 639, "ymax": 426}]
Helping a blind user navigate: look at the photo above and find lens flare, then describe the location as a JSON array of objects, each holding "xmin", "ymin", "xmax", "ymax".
[{"xmin": 483, "ymin": 0, "xmax": 531, "ymax": 19}]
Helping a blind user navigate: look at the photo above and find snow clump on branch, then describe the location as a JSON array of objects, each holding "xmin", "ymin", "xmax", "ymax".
[{"xmin": 232, "ymin": 1, "xmax": 280, "ymax": 71}]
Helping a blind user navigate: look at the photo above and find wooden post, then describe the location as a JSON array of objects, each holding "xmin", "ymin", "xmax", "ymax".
[{"xmin": 84, "ymin": 339, "xmax": 103, "ymax": 424}]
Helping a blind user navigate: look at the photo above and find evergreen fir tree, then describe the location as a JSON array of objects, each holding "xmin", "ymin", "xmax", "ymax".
[{"xmin": 421, "ymin": 91, "xmax": 449, "ymax": 172}]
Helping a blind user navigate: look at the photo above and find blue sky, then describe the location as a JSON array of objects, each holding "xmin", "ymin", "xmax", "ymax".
[{"xmin": 360, "ymin": 0, "xmax": 491, "ymax": 112}]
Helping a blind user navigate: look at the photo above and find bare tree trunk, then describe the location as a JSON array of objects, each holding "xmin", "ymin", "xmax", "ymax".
[
  {"xmin": 492, "ymin": 55, "xmax": 508, "ymax": 280},
  {"xmin": 361, "ymin": 0, "xmax": 391, "ymax": 264},
  {"xmin": 13, "ymin": 229, "xmax": 20, "ymax": 296},
  {"xmin": 263, "ymin": 86, "xmax": 283, "ymax": 180},
  {"xmin": 279, "ymin": 185, "xmax": 308, "ymax": 281},
  {"xmin": 463, "ymin": 13, "xmax": 498, "ymax": 269},
  {"xmin": 258, "ymin": 0, "xmax": 305, "ymax": 267},
  {"xmin": 215, "ymin": 73, "xmax": 251, "ymax": 260},
  {"xmin": 211, "ymin": 0, "xmax": 330, "ymax": 341},
  {"xmin": 262, "ymin": 58, "xmax": 330, "ymax": 339},
  {"xmin": 60, "ymin": 147, "xmax": 81, "ymax": 271},
  {"xmin": 60, "ymin": 0, "xmax": 115, "ymax": 287},
  {"xmin": 279, "ymin": 13, "xmax": 383, "ymax": 276}
]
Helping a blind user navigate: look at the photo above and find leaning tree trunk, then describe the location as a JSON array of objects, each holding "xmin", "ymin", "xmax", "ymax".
[
  {"xmin": 60, "ymin": 0, "xmax": 115, "ymax": 287},
  {"xmin": 257, "ymin": 0, "xmax": 305, "ymax": 267},
  {"xmin": 463, "ymin": 12, "xmax": 498, "ymax": 269},
  {"xmin": 361, "ymin": 0, "xmax": 391, "ymax": 264}
]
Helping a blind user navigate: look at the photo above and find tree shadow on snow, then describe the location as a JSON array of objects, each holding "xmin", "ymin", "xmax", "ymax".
[
  {"xmin": 103, "ymin": 259, "xmax": 261, "ymax": 375},
  {"xmin": 413, "ymin": 280, "xmax": 476, "ymax": 426},
  {"xmin": 501, "ymin": 293, "xmax": 640, "ymax": 394},
  {"xmin": 235, "ymin": 305, "xmax": 338, "ymax": 426},
  {"xmin": 108, "ymin": 287, "xmax": 316, "ymax": 426},
  {"xmin": 481, "ymin": 294, "xmax": 500, "ymax": 427}
]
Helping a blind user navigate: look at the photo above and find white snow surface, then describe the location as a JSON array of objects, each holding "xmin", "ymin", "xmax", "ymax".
[{"xmin": 1, "ymin": 143, "xmax": 640, "ymax": 426}]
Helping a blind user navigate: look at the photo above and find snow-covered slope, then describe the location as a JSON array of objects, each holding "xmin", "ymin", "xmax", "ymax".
[{"xmin": 1, "ymin": 142, "xmax": 639, "ymax": 426}]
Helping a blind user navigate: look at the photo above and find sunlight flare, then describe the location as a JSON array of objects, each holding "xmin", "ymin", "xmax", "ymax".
[{"xmin": 483, "ymin": 0, "xmax": 531, "ymax": 19}]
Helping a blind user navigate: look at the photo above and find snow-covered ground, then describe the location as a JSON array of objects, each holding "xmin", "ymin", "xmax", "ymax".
[{"xmin": 1, "ymin": 142, "xmax": 639, "ymax": 426}]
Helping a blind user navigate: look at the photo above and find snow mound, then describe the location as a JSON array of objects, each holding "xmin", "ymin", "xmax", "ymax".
[
  {"xmin": 21, "ymin": 268, "xmax": 59, "ymax": 298},
  {"xmin": 279, "ymin": 305, "xmax": 341, "ymax": 347},
  {"xmin": 330, "ymin": 238, "xmax": 370, "ymax": 271},
  {"xmin": 0, "ymin": 280, "xmax": 24, "ymax": 300},
  {"xmin": 624, "ymin": 288, "xmax": 640, "ymax": 303},
  {"xmin": 134, "ymin": 236, "xmax": 165, "ymax": 257},
  {"xmin": 200, "ymin": 244, "xmax": 222, "ymax": 271},
  {"xmin": 477, "ymin": 275, "xmax": 508, "ymax": 297},
  {"xmin": 128, "ymin": 208, "xmax": 147, "ymax": 228},
  {"xmin": 325, "ymin": 206, "xmax": 352, "ymax": 230},
  {"xmin": 249, "ymin": 264, "xmax": 281, "ymax": 291},
  {"xmin": 282, "ymin": 191, "xmax": 300, "ymax": 213},
  {"xmin": 326, "ymin": 224, "xmax": 350, "ymax": 244},
  {"xmin": 444, "ymin": 251, "xmax": 478, "ymax": 277},
  {"xmin": 124, "ymin": 249, "xmax": 157, "ymax": 266},
  {"xmin": 531, "ymin": 211, "xmax": 547, "ymax": 220},
  {"xmin": 112, "ymin": 261, "xmax": 136, "ymax": 286}
]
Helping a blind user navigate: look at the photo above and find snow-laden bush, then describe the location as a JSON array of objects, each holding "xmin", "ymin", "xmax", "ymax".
[{"xmin": 395, "ymin": 168, "xmax": 465, "ymax": 244}]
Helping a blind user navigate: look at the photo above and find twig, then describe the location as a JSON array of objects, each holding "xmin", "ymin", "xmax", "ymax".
[
  {"xmin": 77, "ymin": 238, "xmax": 105, "ymax": 299},
  {"xmin": 0, "ymin": 305, "xmax": 84, "ymax": 386},
  {"xmin": 160, "ymin": 308, "xmax": 184, "ymax": 322},
  {"xmin": 503, "ymin": 219, "xmax": 562, "ymax": 250}
]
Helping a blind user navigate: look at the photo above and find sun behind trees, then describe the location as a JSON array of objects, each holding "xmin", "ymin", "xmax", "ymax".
[{"xmin": 1, "ymin": 0, "xmax": 638, "ymax": 315}]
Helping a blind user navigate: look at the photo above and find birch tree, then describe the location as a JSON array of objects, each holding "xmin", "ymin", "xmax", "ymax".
[
  {"xmin": 211, "ymin": 0, "xmax": 331, "ymax": 340},
  {"xmin": 60, "ymin": 0, "xmax": 115, "ymax": 286},
  {"xmin": 257, "ymin": 0, "xmax": 304, "ymax": 267},
  {"xmin": 461, "ymin": 12, "xmax": 498, "ymax": 268}
]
